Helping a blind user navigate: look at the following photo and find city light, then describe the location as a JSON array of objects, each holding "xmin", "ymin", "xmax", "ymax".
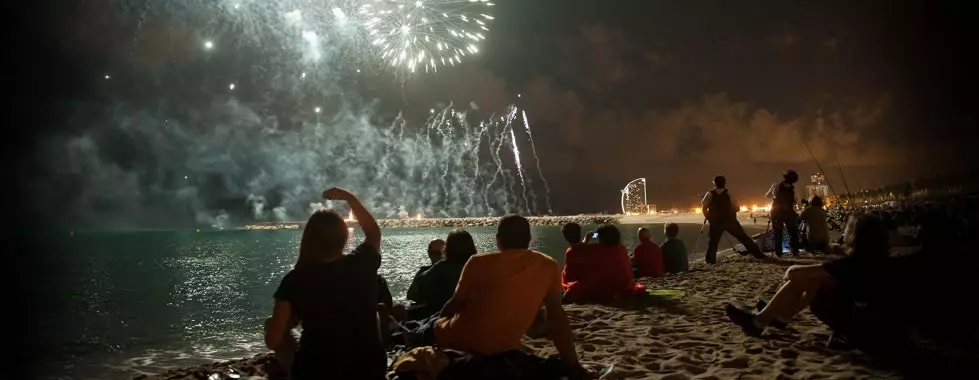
[
  {"xmin": 694, "ymin": 207, "xmax": 702, "ymax": 214},
  {"xmin": 739, "ymin": 205, "xmax": 749, "ymax": 212}
]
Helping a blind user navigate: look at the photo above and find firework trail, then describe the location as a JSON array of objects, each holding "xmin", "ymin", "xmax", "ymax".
[
  {"xmin": 521, "ymin": 109, "xmax": 552, "ymax": 214},
  {"xmin": 506, "ymin": 107, "xmax": 531, "ymax": 213}
]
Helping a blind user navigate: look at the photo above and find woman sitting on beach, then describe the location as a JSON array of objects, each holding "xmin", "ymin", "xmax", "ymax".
[
  {"xmin": 724, "ymin": 213, "xmax": 892, "ymax": 342},
  {"xmin": 412, "ymin": 229, "xmax": 478, "ymax": 318},
  {"xmin": 563, "ymin": 224, "xmax": 645, "ymax": 304},
  {"xmin": 799, "ymin": 196, "xmax": 830, "ymax": 253},
  {"xmin": 264, "ymin": 188, "xmax": 387, "ymax": 380}
]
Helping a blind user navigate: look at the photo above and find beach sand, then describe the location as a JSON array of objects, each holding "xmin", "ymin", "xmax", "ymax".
[{"xmin": 141, "ymin": 251, "xmax": 905, "ymax": 380}]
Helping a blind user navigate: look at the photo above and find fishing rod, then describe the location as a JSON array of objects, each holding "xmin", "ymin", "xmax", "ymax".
[
  {"xmin": 828, "ymin": 147, "xmax": 855, "ymax": 208},
  {"xmin": 793, "ymin": 121, "xmax": 850, "ymax": 213}
]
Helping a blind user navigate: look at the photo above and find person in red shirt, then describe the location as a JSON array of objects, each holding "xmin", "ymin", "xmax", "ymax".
[
  {"xmin": 631, "ymin": 227, "xmax": 665, "ymax": 278},
  {"xmin": 562, "ymin": 224, "xmax": 645, "ymax": 304}
]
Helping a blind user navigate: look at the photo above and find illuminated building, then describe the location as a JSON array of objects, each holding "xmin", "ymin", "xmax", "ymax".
[
  {"xmin": 806, "ymin": 173, "xmax": 830, "ymax": 201},
  {"xmin": 620, "ymin": 178, "xmax": 650, "ymax": 215}
]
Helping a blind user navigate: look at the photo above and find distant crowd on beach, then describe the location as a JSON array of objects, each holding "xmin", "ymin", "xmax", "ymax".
[{"xmin": 259, "ymin": 169, "xmax": 978, "ymax": 379}]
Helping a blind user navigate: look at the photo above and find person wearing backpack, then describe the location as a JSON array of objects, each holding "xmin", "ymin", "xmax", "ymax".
[{"xmin": 701, "ymin": 176, "xmax": 765, "ymax": 264}]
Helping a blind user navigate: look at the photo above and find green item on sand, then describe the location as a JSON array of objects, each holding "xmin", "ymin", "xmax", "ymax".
[{"xmin": 645, "ymin": 289, "xmax": 685, "ymax": 298}]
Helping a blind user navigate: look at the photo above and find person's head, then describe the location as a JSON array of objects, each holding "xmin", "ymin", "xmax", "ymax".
[
  {"xmin": 842, "ymin": 213, "xmax": 889, "ymax": 259},
  {"xmin": 297, "ymin": 209, "xmax": 349, "ymax": 267},
  {"xmin": 783, "ymin": 170, "xmax": 799, "ymax": 184},
  {"xmin": 637, "ymin": 227, "xmax": 652, "ymax": 242},
  {"xmin": 713, "ymin": 175, "xmax": 727, "ymax": 189},
  {"xmin": 561, "ymin": 222, "xmax": 582, "ymax": 245},
  {"xmin": 444, "ymin": 229, "xmax": 477, "ymax": 265},
  {"xmin": 810, "ymin": 195, "xmax": 823, "ymax": 208},
  {"xmin": 664, "ymin": 223, "xmax": 679, "ymax": 239},
  {"xmin": 427, "ymin": 239, "xmax": 446, "ymax": 264},
  {"xmin": 596, "ymin": 224, "xmax": 621, "ymax": 246},
  {"xmin": 496, "ymin": 215, "xmax": 532, "ymax": 250}
]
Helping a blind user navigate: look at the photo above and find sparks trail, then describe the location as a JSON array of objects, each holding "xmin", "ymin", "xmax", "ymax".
[
  {"xmin": 506, "ymin": 107, "xmax": 531, "ymax": 214},
  {"xmin": 521, "ymin": 109, "xmax": 551, "ymax": 214}
]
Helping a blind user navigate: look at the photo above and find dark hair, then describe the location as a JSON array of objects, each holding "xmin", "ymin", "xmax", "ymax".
[
  {"xmin": 664, "ymin": 223, "xmax": 679, "ymax": 238},
  {"xmin": 427, "ymin": 239, "xmax": 445, "ymax": 261},
  {"xmin": 713, "ymin": 175, "xmax": 726, "ymax": 188},
  {"xmin": 297, "ymin": 209, "xmax": 348, "ymax": 267},
  {"xmin": 810, "ymin": 195, "xmax": 823, "ymax": 208},
  {"xmin": 497, "ymin": 215, "xmax": 532, "ymax": 250},
  {"xmin": 445, "ymin": 229, "xmax": 477, "ymax": 264},
  {"xmin": 596, "ymin": 224, "xmax": 621, "ymax": 246},
  {"xmin": 783, "ymin": 170, "xmax": 798, "ymax": 184},
  {"xmin": 561, "ymin": 222, "xmax": 582, "ymax": 245},
  {"xmin": 843, "ymin": 213, "xmax": 889, "ymax": 259}
]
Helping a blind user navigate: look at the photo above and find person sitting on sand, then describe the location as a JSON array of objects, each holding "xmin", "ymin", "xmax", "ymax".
[
  {"xmin": 660, "ymin": 223, "xmax": 689, "ymax": 273},
  {"xmin": 413, "ymin": 229, "xmax": 478, "ymax": 318},
  {"xmin": 264, "ymin": 187, "xmax": 386, "ymax": 380},
  {"xmin": 416, "ymin": 215, "xmax": 593, "ymax": 378},
  {"xmin": 702, "ymin": 175, "xmax": 765, "ymax": 263},
  {"xmin": 407, "ymin": 239, "xmax": 446, "ymax": 302},
  {"xmin": 799, "ymin": 195, "xmax": 830, "ymax": 253},
  {"xmin": 631, "ymin": 227, "xmax": 664, "ymax": 278},
  {"xmin": 724, "ymin": 213, "xmax": 891, "ymax": 341},
  {"xmin": 563, "ymin": 224, "xmax": 645, "ymax": 304}
]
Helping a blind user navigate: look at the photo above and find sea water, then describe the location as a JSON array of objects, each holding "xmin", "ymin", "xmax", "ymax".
[{"xmin": 30, "ymin": 224, "xmax": 760, "ymax": 379}]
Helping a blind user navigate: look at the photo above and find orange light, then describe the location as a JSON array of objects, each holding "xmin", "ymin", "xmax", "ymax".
[
  {"xmin": 694, "ymin": 207, "xmax": 702, "ymax": 214},
  {"xmin": 739, "ymin": 206, "xmax": 749, "ymax": 212}
]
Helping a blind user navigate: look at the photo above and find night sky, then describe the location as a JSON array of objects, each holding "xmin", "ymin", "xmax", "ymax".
[{"xmin": 9, "ymin": 0, "xmax": 978, "ymax": 228}]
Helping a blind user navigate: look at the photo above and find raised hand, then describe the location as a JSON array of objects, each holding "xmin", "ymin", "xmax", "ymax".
[{"xmin": 322, "ymin": 187, "xmax": 351, "ymax": 201}]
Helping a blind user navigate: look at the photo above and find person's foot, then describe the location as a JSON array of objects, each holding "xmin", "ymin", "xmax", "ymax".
[
  {"xmin": 725, "ymin": 303, "xmax": 764, "ymax": 336},
  {"xmin": 754, "ymin": 300, "xmax": 788, "ymax": 330}
]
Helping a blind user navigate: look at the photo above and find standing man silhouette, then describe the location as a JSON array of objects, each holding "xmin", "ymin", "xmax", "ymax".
[
  {"xmin": 765, "ymin": 170, "xmax": 801, "ymax": 256},
  {"xmin": 702, "ymin": 176, "xmax": 765, "ymax": 264}
]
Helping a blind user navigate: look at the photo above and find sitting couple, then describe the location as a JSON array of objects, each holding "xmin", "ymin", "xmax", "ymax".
[
  {"xmin": 264, "ymin": 189, "xmax": 594, "ymax": 379},
  {"xmin": 401, "ymin": 232, "xmax": 478, "ymax": 322}
]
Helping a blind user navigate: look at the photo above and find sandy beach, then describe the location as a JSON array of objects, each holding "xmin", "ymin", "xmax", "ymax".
[{"xmin": 140, "ymin": 249, "xmax": 910, "ymax": 380}]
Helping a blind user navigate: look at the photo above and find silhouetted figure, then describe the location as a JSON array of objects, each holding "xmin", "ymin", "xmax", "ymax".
[
  {"xmin": 701, "ymin": 176, "xmax": 764, "ymax": 263},
  {"xmin": 765, "ymin": 170, "xmax": 801, "ymax": 256}
]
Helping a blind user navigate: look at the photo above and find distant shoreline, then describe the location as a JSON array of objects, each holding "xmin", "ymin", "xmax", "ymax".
[{"xmin": 238, "ymin": 212, "xmax": 770, "ymax": 231}]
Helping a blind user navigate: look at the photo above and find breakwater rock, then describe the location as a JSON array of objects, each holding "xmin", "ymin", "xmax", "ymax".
[{"xmin": 239, "ymin": 215, "xmax": 619, "ymax": 231}]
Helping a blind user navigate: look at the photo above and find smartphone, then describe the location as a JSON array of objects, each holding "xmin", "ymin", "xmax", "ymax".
[{"xmin": 591, "ymin": 232, "xmax": 599, "ymax": 239}]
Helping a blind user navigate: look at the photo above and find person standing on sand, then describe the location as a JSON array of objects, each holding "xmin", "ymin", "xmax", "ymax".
[
  {"xmin": 264, "ymin": 188, "xmax": 386, "ymax": 380},
  {"xmin": 417, "ymin": 215, "xmax": 595, "ymax": 379},
  {"xmin": 701, "ymin": 175, "xmax": 765, "ymax": 263},
  {"xmin": 765, "ymin": 170, "xmax": 801, "ymax": 256}
]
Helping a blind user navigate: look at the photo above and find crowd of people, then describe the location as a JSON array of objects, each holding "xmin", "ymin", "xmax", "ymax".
[{"xmin": 261, "ymin": 174, "xmax": 978, "ymax": 379}]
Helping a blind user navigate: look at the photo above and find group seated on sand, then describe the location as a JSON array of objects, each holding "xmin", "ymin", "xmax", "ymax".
[{"xmin": 263, "ymin": 184, "xmax": 978, "ymax": 379}]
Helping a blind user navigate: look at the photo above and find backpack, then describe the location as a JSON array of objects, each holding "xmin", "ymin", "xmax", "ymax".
[{"xmin": 708, "ymin": 190, "xmax": 736, "ymax": 221}]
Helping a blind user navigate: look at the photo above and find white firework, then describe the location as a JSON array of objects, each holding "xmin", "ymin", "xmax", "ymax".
[{"xmin": 359, "ymin": 0, "xmax": 495, "ymax": 73}]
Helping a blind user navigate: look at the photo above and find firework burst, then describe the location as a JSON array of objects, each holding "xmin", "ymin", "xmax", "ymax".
[{"xmin": 360, "ymin": 0, "xmax": 495, "ymax": 73}]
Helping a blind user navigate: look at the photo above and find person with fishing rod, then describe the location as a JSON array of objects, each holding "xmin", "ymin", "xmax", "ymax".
[
  {"xmin": 765, "ymin": 170, "xmax": 802, "ymax": 256},
  {"xmin": 701, "ymin": 175, "xmax": 765, "ymax": 264}
]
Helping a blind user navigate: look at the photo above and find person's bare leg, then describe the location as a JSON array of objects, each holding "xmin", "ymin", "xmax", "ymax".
[{"xmin": 757, "ymin": 277, "xmax": 822, "ymax": 323}]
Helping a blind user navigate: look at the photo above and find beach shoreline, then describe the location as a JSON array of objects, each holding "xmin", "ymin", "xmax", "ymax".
[{"xmin": 237, "ymin": 212, "xmax": 770, "ymax": 231}]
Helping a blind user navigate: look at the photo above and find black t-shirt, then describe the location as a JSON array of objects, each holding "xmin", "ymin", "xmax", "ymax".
[
  {"xmin": 273, "ymin": 242, "xmax": 386, "ymax": 379},
  {"xmin": 822, "ymin": 253, "xmax": 888, "ymax": 303}
]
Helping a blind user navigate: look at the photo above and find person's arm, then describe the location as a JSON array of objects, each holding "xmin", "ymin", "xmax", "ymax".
[
  {"xmin": 438, "ymin": 257, "xmax": 478, "ymax": 318},
  {"xmin": 406, "ymin": 268, "xmax": 426, "ymax": 302},
  {"xmin": 265, "ymin": 300, "xmax": 294, "ymax": 350},
  {"xmin": 323, "ymin": 187, "xmax": 380, "ymax": 252},
  {"xmin": 701, "ymin": 191, "xmax": 713, "ymax": 220},
  {"xmin": 543, "ymin": 265, "xmax": 585, "ymax": 373},
  {"xmin": 764, "ymin": 183, "xmax": 778, "ymax": 200}
]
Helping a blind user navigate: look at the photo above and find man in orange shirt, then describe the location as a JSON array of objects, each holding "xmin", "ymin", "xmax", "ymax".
[{"xmin": 433, "ymin": 215, "xmax": 590, "ymax": 377}]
